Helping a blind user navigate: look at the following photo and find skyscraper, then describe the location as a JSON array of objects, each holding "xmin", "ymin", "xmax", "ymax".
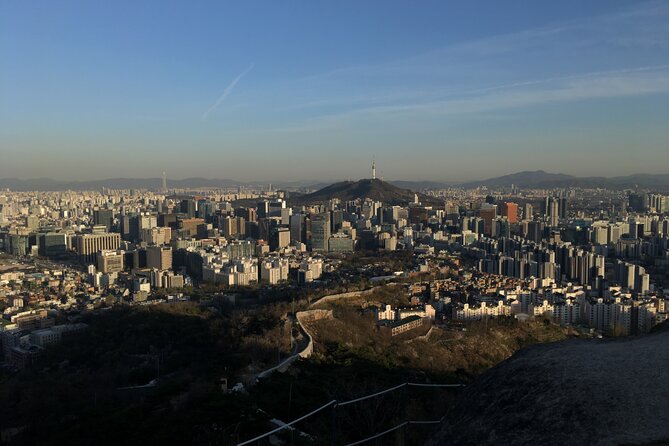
[
  {"xmin": 310, "ymin": 212, "xmax": 330, "ymax": 251},
  {"xmin": 544, "ymin": 197, "xmax": 559, "ymax": 227},
  {"xmin": 290, "ymin": 214, "xmax": 306, "ymax": 243},
  {"xmin": 501, "ymin": 202, "xmax": 518, "ymax": 224},
  {"xmin": 479, "ymin": 203, "xmax": 497, "ymax": 236},
  {"xmin": 559, "ymin": 197, "xmax": 568, "ymax": 219},
  {"xmin": 524, "ymin": 203, "xmax": 533, "ymax": 220},
  {"xmin": 93, "ymin": 209, "xmax": 113, "ymax": 231},
  {"xmin": 147, "ymin": 245, "xmax": 172, "ymax": 271}
]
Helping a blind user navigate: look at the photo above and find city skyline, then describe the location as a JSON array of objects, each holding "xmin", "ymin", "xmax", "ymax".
[{"xmin": 2, "ymin": 0, "xmax": 669, "ymax": 181}]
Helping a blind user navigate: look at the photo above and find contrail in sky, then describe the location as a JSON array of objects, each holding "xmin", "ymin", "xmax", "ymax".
[{"xmin": 202, "ymin": 63, "xmax": 254, "ymax": 120}]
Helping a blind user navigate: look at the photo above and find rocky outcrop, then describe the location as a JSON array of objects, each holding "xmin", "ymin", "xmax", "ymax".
[{"xmin": 430, "ymin": 330, "xmax": 669, "ymax": 446}]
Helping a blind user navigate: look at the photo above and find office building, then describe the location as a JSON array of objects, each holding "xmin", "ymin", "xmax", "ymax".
[
  {"xmin": 75, "ymin": 233, "xmax": 121, "ymax": 264},
  {"xmin": 479, "ymin": 204, "xmax": 497, "ymax": 236},
  {"xmin": 501, "ymin": 202, "xmax": 518, "ymax": 224},
  {"xmin": 147, "ymin": 245, "xmax": 172, "ymax": 271},
  {"xmin": 97, "ymin": 250, "xmax": 124, "ymax": 273},
  {"xmin": 310, "ymin": 212, "xmax": 330, "ymax": 251}
]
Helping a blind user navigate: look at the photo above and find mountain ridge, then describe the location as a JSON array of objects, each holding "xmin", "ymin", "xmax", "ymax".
[
  {"xmin": 459, "ymin": 170, "xmax": 669, "ymax": 190},
  {"xmin": 1, "ymin": 171, "xmax": 669, "ymax": 192}
]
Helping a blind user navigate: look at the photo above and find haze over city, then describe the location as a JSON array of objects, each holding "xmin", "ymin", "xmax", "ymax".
[{"xmin": 2, "ymin": 0, "xmax": 669, "ymax": 181}]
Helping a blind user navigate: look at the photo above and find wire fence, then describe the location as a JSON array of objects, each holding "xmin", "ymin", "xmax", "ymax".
[{"xmin": 236, "ymin": 382, "xmax": 464, "ymax": 446}]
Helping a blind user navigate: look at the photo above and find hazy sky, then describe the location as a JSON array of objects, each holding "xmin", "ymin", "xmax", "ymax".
[{"xmin": 1, "ymin": 0, "xmax": 668, "ymax": 182}]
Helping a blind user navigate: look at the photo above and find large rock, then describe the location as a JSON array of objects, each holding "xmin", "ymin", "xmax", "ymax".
[{"xmin": 430, "ymin": 329, "xmax": 669, "ymax": 445}]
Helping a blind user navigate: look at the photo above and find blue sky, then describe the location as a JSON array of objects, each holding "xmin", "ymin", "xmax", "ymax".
[{"xmin": 1, "ymin": 0, "xmax": 668, "ymax": 182}]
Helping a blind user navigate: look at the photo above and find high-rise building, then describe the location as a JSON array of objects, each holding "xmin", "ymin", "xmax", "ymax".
[
  {"xmin": 140, "ymin": 227, "xmax": 172, "ymax": 245},
  {"xmin": 75, "ymin": 233, "xmax": 121, "ymax": 264},
  {"xmin": 180, "ymin": 199, "xmax": 197, "ymax": 218},
  {"xmin": 237, "ymin": 207, "xmax": 257, "ymax": 223},
  {"xmin": 310, "ymin": 212, "xmax": 330, "ymax": 251},
  {"xmin": 408, "ymin": 206, "xmax": 428, "ymax": 225},
  {"xmin": 544, "ymin": 197, "xmax": 559, "ymax": 227},
  {"xmin": 93, "ymin": 209, "xmax": 114, "ymax": 231},
  {"xmin": 479, "ymin": 203, "xmax": 497, "ymax": 236},
  {"xmin": 257, "ymin": 201, "xmax": 269, "ymax": 219},
  {"xmin": 126, "ymin": 214, "xmax": 157, "ymax": 242},
  {"xmin": 197, "ymin": 200, "xmax": 215, "ymax": 220},
  {"xmin": 524, "ymin": 203, "xmax": 533, "ymax": 220},
  {"xmin": 97, "ymin": 250, "xmax": 124, "ymax": 273},
  {"xmin": 268, "ymin": 199, "xmax": 286, "ymax": 217},
  {"xmin": 501, "ymin": 202, "xmax": 518, "ymax": 224},
  {"xmin": 628, "ymin": 193, "xmax": 645, "ymax": 213},
  {"xmin": 146, "ymin": 245, "xmax": 172, "ymax": 271},
  {"xmin": 525, "ymin": 221, "xmax": 544, "ymax": 243},
  {"xmin": 220, "ymin": 216, "xmax": 238, "ymax": 238},
  {"xmin": 559, "ymin": 197, "xmax": 569, "ymax": 219},
  {"xmin": 38, "ymin": 232, "xmax": 68, "ymax": 257},
  {"xmin": 444, "ymin": 202, "xmax": 459, "ymax": 222},
  {"xmin": 269, "ymin": 227, "xmax": 290, "ymax": 251},
  {"xmin": 290, "ymin": 214, "xmax": 306, "ymax": 243}
]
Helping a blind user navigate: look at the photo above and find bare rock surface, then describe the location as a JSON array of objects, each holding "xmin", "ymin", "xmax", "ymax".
[{"xmin": 430, "ymin": 329, "xmax": 669, "ymax": 446}]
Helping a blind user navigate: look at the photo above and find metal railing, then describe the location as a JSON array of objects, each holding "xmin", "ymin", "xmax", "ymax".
[{"xmin": 236, "ymin": 382, "xmax": 464, "ymax": 445}]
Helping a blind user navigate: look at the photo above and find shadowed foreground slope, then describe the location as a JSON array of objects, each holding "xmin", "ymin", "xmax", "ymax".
[{"xmin": 430, "ymin": 328, "xmax": 669, "ymax": 446}]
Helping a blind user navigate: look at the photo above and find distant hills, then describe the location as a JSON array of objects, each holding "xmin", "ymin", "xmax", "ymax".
[
  {"xmin": 291, "ymin": 178, "xmax": 422, "ymax": 205},
  {"xmin": 1, "ymin": 170, "xmax": 669, "ymax": 192},
  {"xmin": 459, "ymin": 170, "xmax": 669, "ymax": 191},
  {"xmin": 0, "ymin": 177, "xmax": 241, "ymax": 191},
  {"xmin": 0, "ymin": 176, "xmax": 440, "ymax": 193}
]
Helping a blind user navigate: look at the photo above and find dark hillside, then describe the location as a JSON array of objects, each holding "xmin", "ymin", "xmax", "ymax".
[{"xmin": 430, "ymin": 329, "xmax": 669, "ymax": 445}]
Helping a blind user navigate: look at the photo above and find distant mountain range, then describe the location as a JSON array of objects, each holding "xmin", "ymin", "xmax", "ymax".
[
  {"xmin": 1, "ymin": 170, "xmax": 668, "ymax": 192},
  {"xmin": 458, "ymin": 170, "xmax": 669, "ymax": 191},
  {"xmin": 0, "ymin": 177, "xmax": 335, "ymax": 192},
  {"xmin": 0, "ymin": 176, "xmax": 441, "ymax": 194},
  {"xmin": 0, "ymin": 177, "xmax": 239, "ymax": 191}
]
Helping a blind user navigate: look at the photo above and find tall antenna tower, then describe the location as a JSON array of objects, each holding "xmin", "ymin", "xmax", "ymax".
[{"xmin": 372, "ymin": 157, "xmax": 376, "ymax": 180}]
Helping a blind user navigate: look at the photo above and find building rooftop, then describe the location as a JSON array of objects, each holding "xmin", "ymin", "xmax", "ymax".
[{"xmin": 390, "ymin": 315, "xmax": 422, "ymax": 328}]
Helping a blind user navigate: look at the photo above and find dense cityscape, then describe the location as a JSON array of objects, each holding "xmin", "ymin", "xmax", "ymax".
[
  {"xmin": 4, "ymin": 1, "xmax": 669, "ymax": 445},
  {"xmin": 1, "ymin": 164, "xmax": 669, "ymax": 443}
]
